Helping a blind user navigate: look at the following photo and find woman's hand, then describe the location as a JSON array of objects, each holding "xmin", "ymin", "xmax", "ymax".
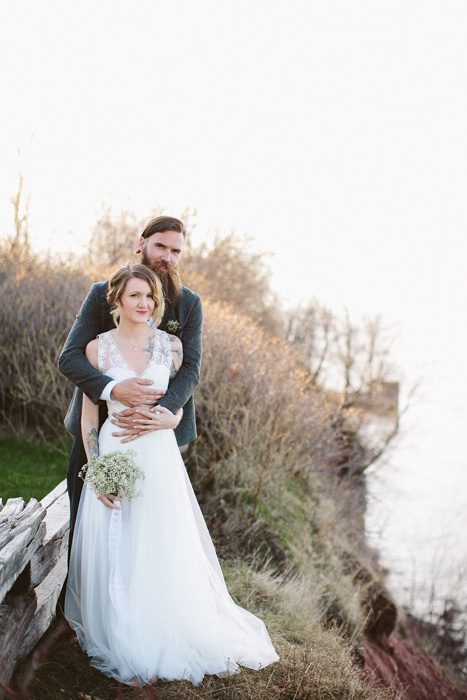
[
  {"xmin": 111, "ymin": 406, "xmax": 183, "ymax": 443},
  {"xmin": 98, "ymin": 494, "xmax": 122, "ymax": 510},
  {"xmin": 135, "ymin": 405, "xmax": 183, "ymax": 430}
]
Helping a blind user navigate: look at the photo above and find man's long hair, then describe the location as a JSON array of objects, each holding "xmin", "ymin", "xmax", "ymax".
[
  {"xmin": 136, "ymin": 216, "xmax": 185, "ymax": 309},
  {"xmin": 137, "ymin": 216, "xmax": 186, "ymax": 243},
  {"xmin": 142, "ymin": 256, "xmax": 182, "ymax": 309}
]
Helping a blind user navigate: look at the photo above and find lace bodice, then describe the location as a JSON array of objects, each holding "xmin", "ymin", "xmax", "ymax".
[{"xmin": 97, "ymin": 329, "xmax": 172, "ymax": 416}]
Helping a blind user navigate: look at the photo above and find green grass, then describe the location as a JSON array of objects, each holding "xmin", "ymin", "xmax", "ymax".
[{"xmin": 0, "ymin": 434, "xmax": 71, "ymax": 503}]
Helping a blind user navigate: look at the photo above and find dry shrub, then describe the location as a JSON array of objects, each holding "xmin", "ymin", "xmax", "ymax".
[
  {"xmin": 181, "ymin": 232, "xmax": 280, "ymax": 336},
  {"xmin": 190, "ymin": 300, "xmax": 344, "ymax": 512},
  {"xmin": 191, "ymin": 299, "xmax": 367, "ymax": 506},
  {"xmin": 0, "ymin": 244, "xmax": 91, "ymax": 436}
]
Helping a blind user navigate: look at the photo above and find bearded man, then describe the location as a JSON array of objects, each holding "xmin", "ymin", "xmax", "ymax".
[{"xmin": 58, "ymin": 216, "xmax": 202, "ymax": 547}]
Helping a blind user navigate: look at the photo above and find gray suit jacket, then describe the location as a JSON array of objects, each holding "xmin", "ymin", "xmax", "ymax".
[{"xmin": 58, "ymin": 281, "xmax": 202, "ymax": 446}]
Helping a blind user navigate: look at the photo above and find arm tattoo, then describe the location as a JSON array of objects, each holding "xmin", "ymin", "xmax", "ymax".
[
  {"xmin": 169, "ymin": 336, "xmax": 183, "ymax": 378},
  {"xmin": 142, "ymin": 337, "xmax": 154, "ymax": 360},
  {"xmin": 86, "ymin": 428, "xmax": 99, "ymax": 459},
  {"xmin": 172, "ymin": 347, "xmax": 183, "ymax": 362}
]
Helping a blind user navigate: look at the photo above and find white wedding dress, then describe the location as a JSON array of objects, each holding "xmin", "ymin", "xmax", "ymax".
[{"xmin": 65, "ymin": 329, "xmax": 279, "ymax": 686}]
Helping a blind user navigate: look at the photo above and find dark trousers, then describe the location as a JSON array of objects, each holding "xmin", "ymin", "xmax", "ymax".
[
  {"xmin": 58, "ymin": 436, "xmax": 87, "ymax": 614},
  {"xmin": 67, "ymin": 436, "xmax": 88, "ymax": 554}
]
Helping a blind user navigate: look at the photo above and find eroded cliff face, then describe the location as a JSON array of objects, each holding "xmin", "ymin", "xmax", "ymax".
[
  {"xmin": 356, "ymin": 545, "xmax": 466, "ymax": 699},
  {"xmin": 353, "ymin": 483, "xmax": 466, "ymax": 696},
  {"xmin": 355, "ymin": 405, "xmax": 466, "ymax": 698},
  {"xmin": 328, "ymin": 540, "xmax": 465, "ymax": 697},
  {"xmin": 364, "ymin": 631, "xmax": 466, "ymax": 700}
]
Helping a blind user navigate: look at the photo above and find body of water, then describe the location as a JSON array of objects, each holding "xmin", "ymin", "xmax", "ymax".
[{"xmin": 365, "ymin": 381, "xmax": 467, "ymax": 621}]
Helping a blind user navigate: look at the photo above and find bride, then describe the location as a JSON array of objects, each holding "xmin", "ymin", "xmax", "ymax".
[{"xmin": 65, "ymin": 262, "xmax": 279, "ymax": 686}]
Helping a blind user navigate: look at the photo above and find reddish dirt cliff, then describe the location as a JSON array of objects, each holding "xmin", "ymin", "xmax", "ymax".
[{"xmin": 364, "ymin": 633, "xmax": 466, "ymax": 700}]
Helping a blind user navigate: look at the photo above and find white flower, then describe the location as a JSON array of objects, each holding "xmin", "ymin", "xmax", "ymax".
[
  {"xmin": 166, "ymin": 319, "xmax": 181, "ymax": 334},
  {"xmin": 79, "ymin": 450, "xmax": 145, "ymax": 500}
]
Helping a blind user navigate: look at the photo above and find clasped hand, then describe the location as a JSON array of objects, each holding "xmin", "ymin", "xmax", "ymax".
[
  {"xmin": 111, "ymin": 405, "xmax": 182, "ymax": 443},
  {"xmin": 110, "ymin": 377, "xmax": 165, "ymax": 407},
  {"xmin": 109, "ymin": 377, "xmax": 181, "ymax": 442}
]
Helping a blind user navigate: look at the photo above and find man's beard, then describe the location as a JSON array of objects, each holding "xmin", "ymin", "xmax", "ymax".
[{"xmin": 140, "ymin": 251, "xmax": 183, "ymax": 309}]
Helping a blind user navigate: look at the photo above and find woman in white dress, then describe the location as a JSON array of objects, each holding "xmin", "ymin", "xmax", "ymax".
[{"xmin": 65, "ymin": 263, "xmax": 279, "ymax": 686}]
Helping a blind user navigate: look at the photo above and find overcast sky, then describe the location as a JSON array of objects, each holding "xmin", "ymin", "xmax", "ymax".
[{"xmin": 1, "ymin": 0, "xmax": 466, "ymax": 391}]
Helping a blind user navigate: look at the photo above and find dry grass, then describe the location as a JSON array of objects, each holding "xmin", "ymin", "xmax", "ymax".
[
  {"xmin": 13, "ymin": 562, "xmax": 400, "ymax": 700},
  {"xmin": 20, "ymin": 637, "xmax": 398, "ymax": 700}
]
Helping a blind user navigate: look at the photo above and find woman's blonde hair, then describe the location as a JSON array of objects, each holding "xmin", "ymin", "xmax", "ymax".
[{"xmin": 107, "ymin": 263, "xmax": 165, "ymax": 326}]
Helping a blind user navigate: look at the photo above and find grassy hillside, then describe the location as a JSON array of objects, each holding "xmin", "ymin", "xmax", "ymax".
[
  {"xmin": 22, "ymin": 558, "xmax": 398, "ymax": 699},
  {"xmin": 14, "ymin": 301, "xmax": 401, "ymax": 699},
  {"xmin": 2, "ymin": 233, "xmax": 401, "ymax": 697}
]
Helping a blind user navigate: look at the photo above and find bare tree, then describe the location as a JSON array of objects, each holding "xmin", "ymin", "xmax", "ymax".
[
  {"xmin": 87, "ymin": 205, "xmax": 146, "ymax": 270},
  {"xmin": 182, "ymin": 232, "xmax": 280, "ymax": 335},
  {"xmin": 4, "ymin": 171, "xmax": 31, "ymax": 261},
  {"xmin": 285, "ymin": 299, "xmax": 334, "ymax": 384},
  {"xmin": 285, "ymin": 302, "xmax": 397, "ymax": 407}
]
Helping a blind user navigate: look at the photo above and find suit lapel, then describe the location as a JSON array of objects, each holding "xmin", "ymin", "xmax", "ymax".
[
  {"xmin": 159, "ymin": 289, "xmax": 184, "ymax": 332},
  {"xmin": 159, "ymin": 306, "xmax": 176, "ymax": 332}
]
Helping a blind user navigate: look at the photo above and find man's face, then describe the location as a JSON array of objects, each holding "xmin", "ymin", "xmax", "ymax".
[{"xmin": 138, "ymin": 231, "xmax": 184, "ymax": 273}]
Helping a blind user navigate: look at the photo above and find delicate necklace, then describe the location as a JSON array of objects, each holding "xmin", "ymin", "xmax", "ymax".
[{"xmin": 114, "ymin": 330, "xmax": 150, "ymax": 352}]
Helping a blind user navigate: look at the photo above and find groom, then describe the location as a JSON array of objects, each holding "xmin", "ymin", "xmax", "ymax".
[{"xmin": 58, "ymin": 215, "xmax": 202, "ymax": 545}]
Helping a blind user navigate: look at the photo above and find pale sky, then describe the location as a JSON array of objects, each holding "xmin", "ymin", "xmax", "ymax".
[{"xmin": 1, "ymin": 0, "xmax": 466, "ymax": 390}]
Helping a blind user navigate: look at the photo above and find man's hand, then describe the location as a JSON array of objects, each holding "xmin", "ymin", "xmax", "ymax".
[
  {"xmin": 111, "ymin": 406, "xmax": 182, "ymax": 443},
  {"xmin": 111, "ymin": 378, "xmax": 165, "ymax": 407}
]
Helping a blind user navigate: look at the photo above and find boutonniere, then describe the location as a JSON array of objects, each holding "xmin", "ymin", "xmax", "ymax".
[{"xmin": 166, "ymin": 319, "xmax": 181, "ymax": 334}]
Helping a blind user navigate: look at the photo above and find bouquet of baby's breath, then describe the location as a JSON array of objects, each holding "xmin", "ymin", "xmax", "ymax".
[{"xmin": 79, "ymin": 450, "xmax": 145, "ymax": 500}]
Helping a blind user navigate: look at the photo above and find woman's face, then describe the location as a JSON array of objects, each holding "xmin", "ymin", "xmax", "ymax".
[{"xmin": 117, "ymin": 277, "xmax": 156, "ymax": 323}]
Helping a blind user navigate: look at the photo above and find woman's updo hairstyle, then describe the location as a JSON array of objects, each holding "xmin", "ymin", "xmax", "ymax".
[{"xmin": 107, "ymin": 263, "xmax": 165, "ymax": 326}]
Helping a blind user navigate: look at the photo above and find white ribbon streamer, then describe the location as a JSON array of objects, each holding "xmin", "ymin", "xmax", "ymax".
[{"xmin": 108, "ymin": 504, "xmax": 129, "ymax": 622}]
